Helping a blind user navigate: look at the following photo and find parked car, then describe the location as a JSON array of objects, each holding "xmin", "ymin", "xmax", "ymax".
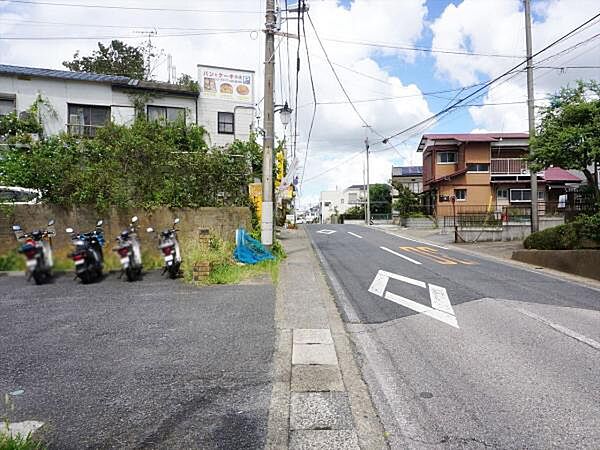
[{"xmin": 0, "ymin": 186, "xmax": 42, "ymax": 205}]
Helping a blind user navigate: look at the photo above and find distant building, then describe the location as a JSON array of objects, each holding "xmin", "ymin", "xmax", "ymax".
[
  {"xmin": 417, "ymin": 132, "xmax": 581, "ymax": 217},
  {"xmin": 391, "ymin": 166, "xmax": 423, "ymax": 193}
]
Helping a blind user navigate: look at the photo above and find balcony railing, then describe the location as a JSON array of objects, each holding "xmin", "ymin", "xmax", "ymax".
[
  {"xmin": 491, "ymin": 158, "xmax": 528, "ymax": 174},
  {"xmin": 67, "ymin": 123, "xmax": 104, "ymax": 137}
]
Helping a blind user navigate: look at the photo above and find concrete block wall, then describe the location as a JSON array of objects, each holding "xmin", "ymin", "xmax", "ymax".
[{"xmin": 0, "ymin": 205, "xmax": 251, "ymax": 258}]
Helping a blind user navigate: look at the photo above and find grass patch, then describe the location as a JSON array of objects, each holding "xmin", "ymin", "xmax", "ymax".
[
  {"xmin": 181, "ymin": 235, "xmax": 284, "ymax": 285},
  {"xmin": 0, "ymin": 431, "xmax": 45, "ymax": 450}
]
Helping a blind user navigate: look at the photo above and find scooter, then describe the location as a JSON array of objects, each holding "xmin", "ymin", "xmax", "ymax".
[
  {"xmin": 12, "ymin": 219, "xmax": 56, "ymax": 285},
  {"xmin": 113, "ymin": 216, "xmax": 143, "ymax": 282},
  {"xmin": 66, "ymin": 220, "xmax": 105, "ymax": 284},
  {"xmin": 147, "ymin": 218, "xmax": 181, "ymax": 279}
]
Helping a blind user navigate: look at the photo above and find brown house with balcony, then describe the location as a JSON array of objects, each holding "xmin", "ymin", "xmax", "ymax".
[{"xmin": 418, "ymin": 133, "xmax": 581, "ymax": 217}]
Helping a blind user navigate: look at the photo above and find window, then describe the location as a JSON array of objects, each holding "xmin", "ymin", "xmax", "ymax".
[
  {"xmin": 218, "ymin": 112, "xmax": 234, "ymax": 134},
  {"xmin": 67, "ymin": 104, "xmax": 110, "ymax": 137},
  {"xmin": 454, "ymin": 189, "xmax": 467, "ymax": 201},
  {"xmin": 497, "ymin": 188, "xmax": 509, "ymax": 200},
  {"xmin": 437, "ymin": 152, "xmax": 457, "ymax": 164},
  {"xmin": 0, "ymin": 95, "xmax": 16, "ymax": 116},
  {"xmin": 324, "ymin": 201, "xmax": 331, "ymax": 207},
  {"xmin": 147, "ymin": 105, "xmax": 185, "ymax": 123},
  {"xmin": 467, "ymin": 163, "xmax": 489, "ymax": 172},
  {"xmin": 340, "ymin": 199, "xmax": 344, "ymax": 204}
]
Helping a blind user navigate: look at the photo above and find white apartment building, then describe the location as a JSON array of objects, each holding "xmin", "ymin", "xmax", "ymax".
[{"xmin": 319, "ymin": 184, "xmax": 372, "ymax": 223}]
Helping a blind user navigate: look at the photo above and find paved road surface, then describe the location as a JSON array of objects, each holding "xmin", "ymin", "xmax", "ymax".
[
  {"xmin": 307, "ymin": 224, "xmax": 600, "ymax": 449},
  {"xmin": 0, "ymin": 271, "xmax": 274, "ymax": 449}
]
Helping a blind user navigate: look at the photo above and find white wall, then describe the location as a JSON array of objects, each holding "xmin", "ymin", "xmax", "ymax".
[
  {"xmin": 0, "ymin": 74, "xmax": 197, "ymax": 136},
  {"xmin": 197, "ymin": 97, "xmax": 255, "ymax": 147}
]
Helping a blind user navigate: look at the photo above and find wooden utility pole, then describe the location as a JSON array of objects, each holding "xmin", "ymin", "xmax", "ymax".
[
  {"xmin": 261, "ymin": 0, "xmax": 276, "ymax": 247},
  {"xmin": 524, "ymin": 0, "xmax": 539, "ymax": 232}
]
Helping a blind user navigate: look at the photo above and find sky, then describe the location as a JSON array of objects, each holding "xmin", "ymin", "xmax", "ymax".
[{"xmin": 1, "ymin": 0, "xmax": 599, "ymax": 208}]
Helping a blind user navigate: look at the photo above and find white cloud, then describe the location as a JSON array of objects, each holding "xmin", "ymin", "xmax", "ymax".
[{"xmin": 430, "ymin": 0, "xmax": 600, "ymax": 133}]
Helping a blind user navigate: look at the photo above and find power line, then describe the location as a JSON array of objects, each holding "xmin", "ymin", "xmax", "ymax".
[
  {"xmin": 306, "ymin": 11, "xmax": 384, "ymax": 140},
  {"xmin": 2, "ymin": 0, "xmax": 262, "ymax": 14},
  {"xmin": 380, "ymin": 10, "xmax": 600, "ymax": 145},
  {"xmin": 299, "ymin": 1, "xmax": 317, "ymax": 191},
  {"xmin": 321, "ymin": 36, "xmax": 523, "ymax": 59},
  {"xmin": 0, "ymin": 30, "xmax": 256, "ymax": 40}
]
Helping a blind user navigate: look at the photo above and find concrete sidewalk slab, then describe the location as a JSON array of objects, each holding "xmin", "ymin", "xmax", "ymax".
[
  {"xmin": 291, "ymin": 365, "xmax": 344, "ymax": 392},
  {"xmin": 290, "ymin": 392, "xmax": 354, "ymax": 430},
  {"xmin": 289, "ymin": 430, "xmax": 360, "ymax": 450},
  {"xmin": 294, "ymin": 328, "xmax": 333, "ymax": 344},
  {"xmin": 293, "ymin": 343, "xmax": 338, "ymax": 365}
]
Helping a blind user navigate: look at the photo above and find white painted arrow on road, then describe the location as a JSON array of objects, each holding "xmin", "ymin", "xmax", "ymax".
[
  {"xmin": 317, "ymin": 229, "xmax": 337, "ymax": 235},
  {"xmin": 368, "ymin": 270, "xmax": 459, "ymax": 328}
]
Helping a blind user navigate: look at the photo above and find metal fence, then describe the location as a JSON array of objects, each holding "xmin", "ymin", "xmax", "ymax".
[{"xmin": 441, "ymin": 201, "xmax": 597, "ymax": 229}]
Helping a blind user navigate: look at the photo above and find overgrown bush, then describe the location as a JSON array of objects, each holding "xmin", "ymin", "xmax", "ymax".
[
  {"xmin": 0, "ymin": 113, "xmax": 263, "ymax": 210},
  {"xmin": 524, "ymin": 212, "xmax": 600, "ymax": 249}
]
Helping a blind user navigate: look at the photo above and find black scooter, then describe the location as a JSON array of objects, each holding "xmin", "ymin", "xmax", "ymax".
[{"xmin": 66, "ymin": 220, "xmax": 105, "ymax": 284}]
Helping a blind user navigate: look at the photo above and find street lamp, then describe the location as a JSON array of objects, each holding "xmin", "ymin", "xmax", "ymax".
[{"xmin": 275, "ymin": 102, "xmax": 292, "ymax": 129}]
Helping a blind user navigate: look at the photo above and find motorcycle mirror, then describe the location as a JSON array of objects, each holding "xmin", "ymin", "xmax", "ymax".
[
  {"xmin": 12, "ymin": 225, "xmax": 21, "ymax": 232},
  {"xmin": 174, "ymin": 218, "xmax": 180, "ymax": 224},
  {"xmin": 48, "ymin": 219, "xmax": 55, "ymax": 226},
  {"xmin": 146, "ymin": 227, "xmax": 154, "ymax": 233},
  {"xmin": 96, "ymin": 220, "xmax": 103, "ymax": 227},
  {"xmin": 65, "ymin": 227, "xmax": 74, "ymax": 233},
  {"xmin": 131, "ymin": 216, "xmax": 138, "ymax": 223}
]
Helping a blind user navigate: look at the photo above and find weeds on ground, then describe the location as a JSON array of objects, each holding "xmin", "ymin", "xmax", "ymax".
[
  {"xmin": 181, "ymin": 235, "xmax": 284, "ymax": 285},
  {"xmin": 0, "ymin": 251, "xmax": 24, "ymax": 271},
  {"xmin": 0, "ymin": 432, "xmax": 45, "ymax": 450}
]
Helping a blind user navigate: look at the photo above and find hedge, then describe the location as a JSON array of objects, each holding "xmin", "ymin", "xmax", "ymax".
[{"xmin": 524, "ymin": 212, "xmax": 600, "ymax": 250}]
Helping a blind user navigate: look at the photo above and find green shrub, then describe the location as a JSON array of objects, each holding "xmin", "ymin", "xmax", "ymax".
[
  {"xmin": 524, "ymin": 212, "xmax": 600, "ymax": 250},
  {"xmin": 0, "ymin": 251, "xmax": 24, "ymax": 271}
]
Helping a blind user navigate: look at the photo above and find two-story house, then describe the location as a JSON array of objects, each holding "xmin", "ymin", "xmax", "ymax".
[{"xmin": 418, "ymin": 133, "xmax": 581, "ymax": 217}]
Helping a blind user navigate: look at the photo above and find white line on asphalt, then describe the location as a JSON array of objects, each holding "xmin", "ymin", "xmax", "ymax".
[
  {"xmin": 378, "ymin": 270, "xmax": 427, "ymax": 289},
  {"xmin": 348, "ymin": 231, "xmax": 363, "ymax": 239},
  {"xmin": 391, "ymin": 234, "xmax": 448, "ymax": 250},
  {"xmin": 380, "ymin": 246, "xmax": 422, "ymax": 265},
  {"xmin": 516, "ymin": 307, "xmax": 600, "ymax": 351},
  {"xmin": 384, "ymin": 291, "xmax": 459, "ymax": 329}
]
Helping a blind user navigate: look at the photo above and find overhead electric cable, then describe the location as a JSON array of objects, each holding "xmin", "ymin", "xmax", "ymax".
[{"xmin": 380, "ymin": 10, "xmax": 600, "ymax": 145}]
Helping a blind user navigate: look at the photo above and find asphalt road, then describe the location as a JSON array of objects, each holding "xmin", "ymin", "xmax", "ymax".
[
  {"xmin": 0, "ymin": 271, "xmax": 275, "ymax": 449},
  {"xmin": 306, "ymin": 224, "xmax": 600, "ymax": 449}
]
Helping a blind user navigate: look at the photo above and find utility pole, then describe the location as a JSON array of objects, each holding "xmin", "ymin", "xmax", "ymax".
[
  {"xmin": 261, "ymin": 0, "xmax": 276, "ymax": 247},
  {"xmin": 524, "ymin": 0, "xmax": 539, "ymax": 232},
  {"xmin": 365, "ymin": 135, "xmax": 371, "ymax": 226}
]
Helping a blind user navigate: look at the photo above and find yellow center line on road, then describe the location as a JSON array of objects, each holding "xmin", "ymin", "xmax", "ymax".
[{"xmin": 416, "ymin": 246, "xmax": 477, "ymax": 265}]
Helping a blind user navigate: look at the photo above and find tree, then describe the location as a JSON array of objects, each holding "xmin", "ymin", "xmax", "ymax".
[
  {"xmin": 176, "ymin": 73, "xmax": 199, "ymax": 92},
  {"xmin": 63, "ymin": 40, "xmax": 146, "ymax": 79},
  {"xmin": 531, "ymin": 80, "xmax": 600, "ymax": 199},
  {"xmin": 392, "ymin": 184, "xmax": 420, "ymax": 217},
  {"xmin": 369, "ymin": 183, "xmax": 392, "ymax": 214}
]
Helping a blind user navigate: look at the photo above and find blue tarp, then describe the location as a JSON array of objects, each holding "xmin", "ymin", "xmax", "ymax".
[{"xmin": 234, "ymin": 228, "xmax": 275, "ymax": 264}]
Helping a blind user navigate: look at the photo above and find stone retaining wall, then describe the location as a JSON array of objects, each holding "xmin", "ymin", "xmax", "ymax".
[
  {"xmin": 0, "ymin": 205, "xmax": 251, "ymax": 257},
  {"xmin": 512, "ymin": 249, "xmax": 600, "ymax": 281}
]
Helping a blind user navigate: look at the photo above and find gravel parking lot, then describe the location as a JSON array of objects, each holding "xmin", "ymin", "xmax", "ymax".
[{"xmin": 0, "ymin": 271, "xmax": 275, "ymax": 449}]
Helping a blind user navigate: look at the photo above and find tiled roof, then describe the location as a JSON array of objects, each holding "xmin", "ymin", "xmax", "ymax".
[
  {"xmin": 392, "ymin": 166, "xmax": 422, "ymax": 177},
  {"xmin": 542, "ymin": 167, "xmax": 582, "ymax": 183},
  {"xmin": 418, "ymin": 132, "xmax": 529, "ymax": 151},
  {"xmin": 0, "ymin": 64, "xmax": 131, "ymax": 83}
]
